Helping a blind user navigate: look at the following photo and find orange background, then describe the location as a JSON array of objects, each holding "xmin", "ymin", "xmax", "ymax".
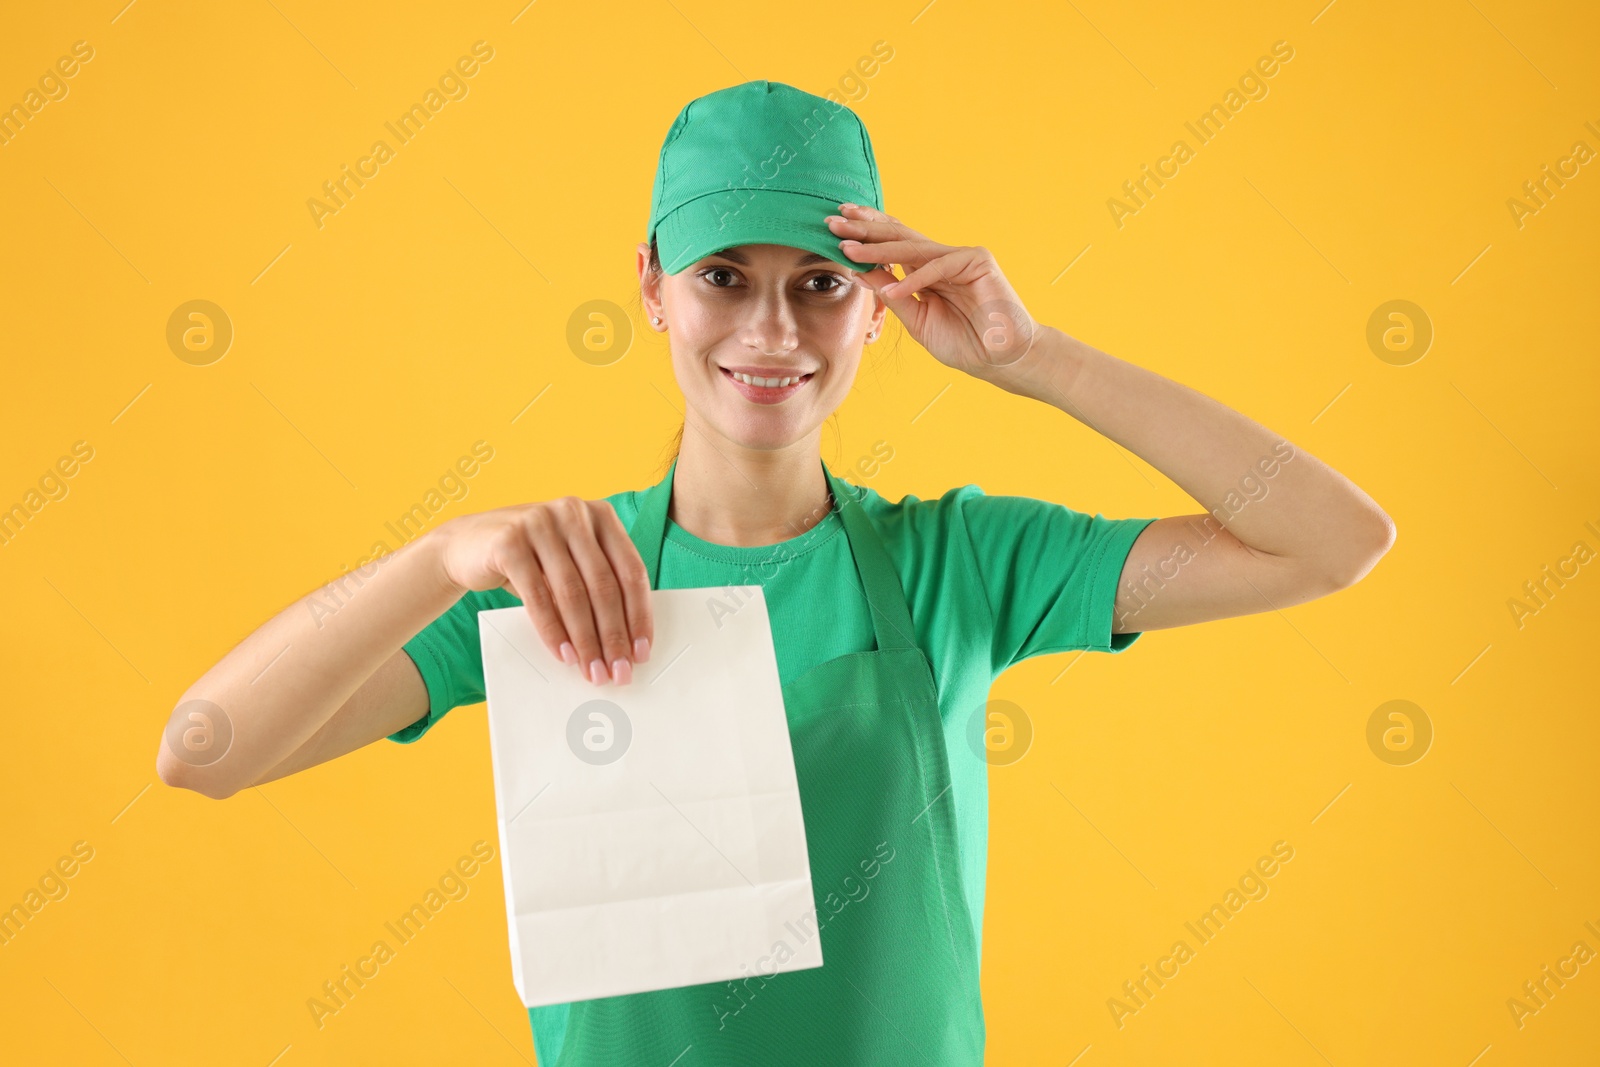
[{"xmin": 2, "ymin": 1, "xmax": 1597, "ymax": 1064}]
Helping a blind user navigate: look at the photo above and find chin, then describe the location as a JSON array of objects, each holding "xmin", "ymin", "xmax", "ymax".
[
  {"xmin": 706, "ymin": 410, "xmax": 816, "ymax": 453},
  {"xmin": 729, "ymin": 421, "xmax": 812, "ymax": 452}
]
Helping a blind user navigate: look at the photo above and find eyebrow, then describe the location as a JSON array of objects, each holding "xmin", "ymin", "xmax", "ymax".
[{"xmin": 709, "ymin": 248, "xmax": 835, "ymax": 267}]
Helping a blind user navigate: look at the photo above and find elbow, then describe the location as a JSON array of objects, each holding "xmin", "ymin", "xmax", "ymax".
[
  {"xmin": 156, "ymin": 749, "xmax": 239, "ymax": 800},
  {"xmin": 1318, "ymin": 511, "xmax": 1398, "ymax": 591},
  {"xmin": 156, "ymin": 706, "xmax": 243, "ymax": 800}
]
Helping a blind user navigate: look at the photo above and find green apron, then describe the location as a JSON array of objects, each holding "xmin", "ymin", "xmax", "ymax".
[{"xmin": 549, "ymin": 456, "xmax": 985, "ymax": 1066}]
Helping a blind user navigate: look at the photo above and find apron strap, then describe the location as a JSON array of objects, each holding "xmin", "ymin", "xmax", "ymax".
[
  {"xmin": 821, "ymin": 461, "xmax": 918, "ymax": 653},
  {"xmin": 627, "ymin": 457, "xmax": 918, "ymax": 654},
  {"xmin": 629, "ymin": 457, "xmax": 674, "ymax": 589}
]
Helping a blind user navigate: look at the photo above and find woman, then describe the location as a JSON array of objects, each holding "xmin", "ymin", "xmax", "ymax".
[{"xmin": 159, "ymin": 81, "xmax": 1394, "ymax": 1064}]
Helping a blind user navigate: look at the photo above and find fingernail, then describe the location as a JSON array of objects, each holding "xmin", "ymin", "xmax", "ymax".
[
  {"xmin": 634, "ymin": 636, "xmax": 651, "ymax": 663},
  {"xmin": 840, "ymin": 202, "xmax": 858, "ymax": 209},
  {"xmin": 611, "ymin": 658, "xmax": 632, "ymax": 686},
  {"xmin": 560, "ymin": 641, "xmax": 577, "ymax": 666},
  {"xmin": 589, "ymin": 658, "xmax": 609, "ymax": 685},
  {"xmin": 839, "ymin": 238, "xmax": 859, "ymax": 247}
]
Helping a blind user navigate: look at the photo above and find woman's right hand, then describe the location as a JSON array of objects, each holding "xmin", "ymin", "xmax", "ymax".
[{"xmin": 434, "ymin": 498, "xmax": 652, "ymax": 686}]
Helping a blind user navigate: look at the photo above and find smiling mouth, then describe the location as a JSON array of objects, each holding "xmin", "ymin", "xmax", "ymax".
[{"xmin": 718, "ymin": 366, "xmax": 814, "ymax": 403}]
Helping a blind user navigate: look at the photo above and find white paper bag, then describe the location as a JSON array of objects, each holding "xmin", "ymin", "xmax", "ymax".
[{"xmin": 477, "ymin": 586, "xmax": 822, "ymax": 1008}]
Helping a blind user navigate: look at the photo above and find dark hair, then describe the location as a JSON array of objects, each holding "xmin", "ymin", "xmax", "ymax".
[{"xmin": 636, "ymin": 237, "xmax": 895, "ymax": 479}]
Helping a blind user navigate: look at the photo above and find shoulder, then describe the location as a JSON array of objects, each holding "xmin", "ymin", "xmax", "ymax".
[
  {"xmin": 842, "ymin": 479, "xmax": 998, "ymax": 680},
  {"xmin": 850, "ymin": 477, "xmax": 1070, "ymax": 547},
  {"xmin": 849, "ymin": 478, "xmax": 985, "ymax": 542},
  {"xmin": 844, "ymin": 478, "xmax": 991, "ymax": 591},
  {"xmin": 858, "ymin": 478, "xmax": 1145, "ymax": 544},
  {"xmin": 599, "ymin": 486, "xmax": 644, "ymax": 529},
  {"xmin": 847, "ymin": 476, "xmax": 1150, "ymax": 595}
]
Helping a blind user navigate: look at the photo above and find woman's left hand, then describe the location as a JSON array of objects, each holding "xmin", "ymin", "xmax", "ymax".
[{"xmin": 826, "ymin": 202, "xmax": 1046, "ymax": 388}]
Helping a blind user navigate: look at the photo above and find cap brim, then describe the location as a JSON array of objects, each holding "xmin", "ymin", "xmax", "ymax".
[{"xmin": 654, "ymin": 187, "xmax": 879, "ymax": 275}]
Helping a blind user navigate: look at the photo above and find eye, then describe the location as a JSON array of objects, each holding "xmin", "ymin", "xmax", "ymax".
[
  {"xmin": 804, "ymin": 272, "xmax": 852, "ymax": 294},
  {"xmin": 698, "ymin": 267, "xmax": 741, "ymax": 288},
  {"xmin": 694, "ymin": 267, "xmax": 852, "ymax": 293}
]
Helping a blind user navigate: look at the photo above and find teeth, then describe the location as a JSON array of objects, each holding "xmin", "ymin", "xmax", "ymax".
[{"xmin": 731, "ymin": 371, "xmax": 805, "ymax": 388}]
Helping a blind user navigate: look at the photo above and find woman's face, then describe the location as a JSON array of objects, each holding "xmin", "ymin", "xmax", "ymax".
[{"xmin": 638, "ymin": 242, "xmax": 886, "ymax": 453}]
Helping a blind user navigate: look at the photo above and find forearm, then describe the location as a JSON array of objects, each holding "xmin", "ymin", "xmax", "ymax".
[
  {"xmin": 159, "ymin": 529, "xmax": 463, "ymax": 797},
  {"xmin": 1008, "ymin": 326, "xmax": 1394, "ymax": 578}
]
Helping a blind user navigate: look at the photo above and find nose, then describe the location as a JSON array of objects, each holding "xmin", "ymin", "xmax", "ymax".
[{"xmin": 741, "ymin": 290, "xmax": 800, "ymax": 357}]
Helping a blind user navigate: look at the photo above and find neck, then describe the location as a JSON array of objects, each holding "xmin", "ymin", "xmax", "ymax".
[{"xmin": 668, "ymin": 425, "xmax": 833, "ymax": 548}]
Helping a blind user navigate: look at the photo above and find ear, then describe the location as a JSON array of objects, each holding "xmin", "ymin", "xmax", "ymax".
[
  {"xmin": 852, "ymin": 266, "xmax": 897, "ymax": 339},
  {"xmin": 637, "ymin": 242, "xmax": 666, "ymax": 331},
  {"xmin": 869, "ymin": 290, "xmax": 889, "ymax": 338}
]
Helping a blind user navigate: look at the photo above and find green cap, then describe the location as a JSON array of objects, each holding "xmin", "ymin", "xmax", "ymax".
[{"xmin": 645, "ymin": 80, "xmax": 884, "ymax": 276}]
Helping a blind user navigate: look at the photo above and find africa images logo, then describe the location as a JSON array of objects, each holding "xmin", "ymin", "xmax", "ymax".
[
  {"xmin": 306, "ymin": 42, "xmax": 495, "ymax": 229},
  {"xmin": 702, "ymin": 43, "xmax": 893, "ymax": 235},
  {"xmin": 710, "ymin": 839, "xmax": 896, "ymax": 1030}
]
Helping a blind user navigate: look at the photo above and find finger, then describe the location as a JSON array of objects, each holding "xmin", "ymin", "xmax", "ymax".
[
  {"xmin": 494, "ymin": 539, "xmax": 570, "ymax": 664},
  {"xmin": 855, "ymin": 264, "xmax": 928, "ymax": 335},
  {"xmin": 839, "ymin": 202, "xmax": 923, "ymax": 242},
  {"xmin": 831, "ymin": 211, "xmax": 934, "ymax": 249},
  {"xmin": 528, "ymin": 501, "xmax": 609, "ymax": 684},
  {"xmin": 831, "ymin": 212, "xmax": 947, "ymax": 269},
  {"xmin": 882, "ymin": 248, "xmax": 975, "ymax": 299},
  {"xmin": 836, "ymin": 236, "xmax": 949, "ymax": 268},
  {"xmin": 560, "ymin": 502, "xmax": 637, "ymax": 686},
  {"xmin": 851, "ymin": 265, "xmax": 903, "ymax": 293},
  {"xmin": 592, "ymin": 501, "xmax": 654, "ymax": 670}
]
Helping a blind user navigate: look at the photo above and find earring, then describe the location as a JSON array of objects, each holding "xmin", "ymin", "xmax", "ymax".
[
  {"xmin": 866, "ymin": 331, "xmax": 876, "ymax": 341},
  {"xmin": 652, "ymin": 316, "xmax": 662, "ymax": 326}
]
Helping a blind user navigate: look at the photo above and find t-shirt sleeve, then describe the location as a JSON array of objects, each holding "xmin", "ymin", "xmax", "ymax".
[
  {"xmin": 956, "ymin": 490, "xmax": 1159, "ymax": 675},
  {"xmin": 388, "ymin": 588, "xmax": 519, "ymax": 743}
]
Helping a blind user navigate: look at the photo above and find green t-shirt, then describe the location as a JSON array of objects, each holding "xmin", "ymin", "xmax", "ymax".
[{"xmin": 389, "ymin": 471, "xmax": 1156, "ymax": 1061}]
